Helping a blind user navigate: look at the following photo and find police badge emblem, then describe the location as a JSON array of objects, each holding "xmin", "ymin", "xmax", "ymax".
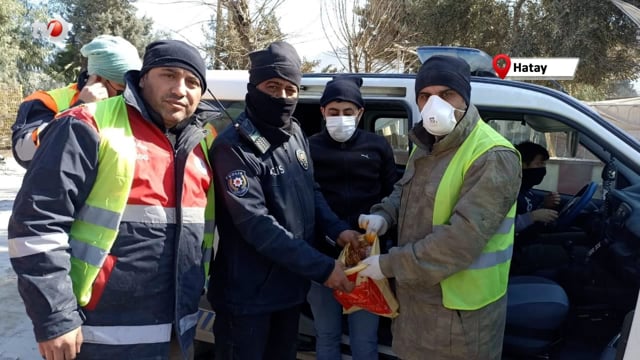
[
  {"xmin": 295, "ymin": 149, "xmax": 309, "ymax": 170},
  {"xmin": 225, "ymin": 170, "xmax": 249, "ymax": 197}
]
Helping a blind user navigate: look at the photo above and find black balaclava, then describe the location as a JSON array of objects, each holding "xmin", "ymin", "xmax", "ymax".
[{"xmin": 246, "ymin": 41, "xmax": 302, "ymax": 129}]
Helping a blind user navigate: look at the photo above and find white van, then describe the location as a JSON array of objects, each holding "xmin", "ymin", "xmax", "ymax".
[{"xmin": 196, "ymin": 50, "xmax": 640, "ymax": 360}]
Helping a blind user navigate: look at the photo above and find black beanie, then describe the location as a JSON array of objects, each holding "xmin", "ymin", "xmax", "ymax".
[
  {"xmin": 249, "ymin": 41, "xmax": 302, "ymax": 89},
  {"xmin": 140, "ymin": 40, "xmax": 207, "ymax": 94},
  {"xmin": 320, "ymin": 75, "xmax": 364, "ymax": 108},
  {"xmin": 415, "ymin": 55, "xmax": 471, "ymax": 106}
]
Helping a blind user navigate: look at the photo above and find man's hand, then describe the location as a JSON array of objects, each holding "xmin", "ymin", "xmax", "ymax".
[
  {"xmin": 39, "ymin": 326, "xmax": 83, "ymax": 360},
  {"xmin": 336, "ymin": 229, "xmax": 361, "ymax": 249},
  {"xmin": 358, "ymin": 214, "xmax": 388, "ymax": 237},
  {"xmin": 324, "ymin": 260, "xmax": 354, "ymax": 293},
  {"xmin": 359, "ymin": 255, "xmax": 385, "ymax": 280},
  {"xmin": 531, "ymin": 208, "xmax": 558, "ymax": 224},
  {"xmin": 543, "ymin": 192, "xmax": 561, "ymax": 209},
  {"xmin": 77, "ymin": 75, "xmax": 109, "ymax": 104}
]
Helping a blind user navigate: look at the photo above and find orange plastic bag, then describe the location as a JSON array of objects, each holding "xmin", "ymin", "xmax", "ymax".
[{"xmin": 333, "ymin": 235, "xmax": 399, "ymax": 318}]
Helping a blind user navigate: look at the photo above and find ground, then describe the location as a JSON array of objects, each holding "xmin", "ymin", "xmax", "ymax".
[{"xmin": 0, "ymin": 154, "xmax": 41, "ymax": 359}]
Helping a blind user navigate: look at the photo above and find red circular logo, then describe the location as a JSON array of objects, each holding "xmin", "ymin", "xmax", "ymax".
[{"xmin": 47, "ymin": 20, "xmax": 63, "ymax": 37}]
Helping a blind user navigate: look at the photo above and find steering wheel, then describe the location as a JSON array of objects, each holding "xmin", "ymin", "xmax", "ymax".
[{"xmin": 555, "ymin": 181, "xmax": 598, "ymax": 227}]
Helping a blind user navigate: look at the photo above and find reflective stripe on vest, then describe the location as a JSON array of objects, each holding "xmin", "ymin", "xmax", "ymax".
[
  {"xmin": 434, "ymin": 119, "xmax": 518, "ymax": 310},
  {"xmin": 83, "ymin": 323, "xmax": 172, "ymax": 345},
  {"xmin": 68, "ymin": 96, "xmax": 136, "ymax": 306}
]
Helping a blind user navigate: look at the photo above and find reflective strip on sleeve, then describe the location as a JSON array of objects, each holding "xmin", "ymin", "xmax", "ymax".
[
  {"xmin": 68, "ymin": 238, "xmax": 108, "ymax": 267},
  {"xmin": 76, "ymin": 204, "xmax": 121, "ymax": 230},
  {"xmin": 82, "ymin": 323, "xmax": 172, "ymax": 345},
  {"xmin": 495, "ymin": 217, "xmax": 515, "ymax": 234},
  {"xmin": 467, "ymin": 244, "xmax": 513, "ymax": 270},
  {"xmin": 121, "ymin": 205, "xmax": 176, "ymax": 224},
  {"xmin": 179, "ymin": 311, "xmax": 200, "ymax": 335},
  {"xmin": 8, "ymin": 233, "xmax": 69, "ymax": 258}
]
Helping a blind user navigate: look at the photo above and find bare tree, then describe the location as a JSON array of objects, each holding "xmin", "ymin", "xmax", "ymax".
[
  {"xmin": 320, "ymin": 0, "xmax": 412, "ymax": 73},
  {"xmin": 205, "ymin": 0, "xmax": 285, "ymax": 69}
]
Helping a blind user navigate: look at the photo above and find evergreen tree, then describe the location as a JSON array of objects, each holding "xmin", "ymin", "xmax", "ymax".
[
  {"xmin": 0, "ymin": 0, "xmax": 54, "ymax": 91},
  {"xmin": 49, "ymin": 0, "xmax": 154, "ymax": 82}
]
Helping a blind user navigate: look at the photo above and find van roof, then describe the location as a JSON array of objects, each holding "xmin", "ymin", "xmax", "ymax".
[{"xmin": 205, "ymin": 70, "xmax": 249, "ymax": 101}]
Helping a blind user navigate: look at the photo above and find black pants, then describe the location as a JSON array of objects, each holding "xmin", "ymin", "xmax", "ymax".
[{"xmin": 213, "ymin": 305, "xmax": 301, "ymax": 360}]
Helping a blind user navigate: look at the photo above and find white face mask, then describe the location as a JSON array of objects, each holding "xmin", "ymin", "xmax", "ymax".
[
  {"xmin": 420, "ymin": 95, "xmax": 460, "ymax": 136},
  {"xmin": 325, "ymin": 116, "xmax": 357, "ymax": 142}
]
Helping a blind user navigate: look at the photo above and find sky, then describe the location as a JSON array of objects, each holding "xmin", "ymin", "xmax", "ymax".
[{"xmin": 133, "ymin": 0, "xmax": 337, "ymax": 65}]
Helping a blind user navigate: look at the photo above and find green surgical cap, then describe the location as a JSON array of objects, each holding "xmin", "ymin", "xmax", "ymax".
[{"xmin": 80, "ymin": 35, "xmax": 142, "ymax": 84}]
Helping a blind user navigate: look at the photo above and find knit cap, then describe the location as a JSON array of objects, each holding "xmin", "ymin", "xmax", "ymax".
[
  {"xmin": 140, "ymin": 40, "xmax": 208, "ymax": 93},
  {"xmin": 320, "ymin": 75, "xmax": 364, "ymax": 108},
  {"xmin": 249, "ymin": 41, "xmax": 302, "ymax": 89},
  {"xmin": 415, "ymin": 55, "xmax": 471, "ymax": 106},
  {"xmin": 81, "ymin": 35, "xmax": 142, "ymax": 84}
]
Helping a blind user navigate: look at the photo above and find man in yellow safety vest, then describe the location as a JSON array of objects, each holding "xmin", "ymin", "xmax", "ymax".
[
  {"xmin": 11, "ymin": 34, "xmax": 141, "ymax": 168},
  {"xmin": 358, "ymin": 55, "xmax": 522, "ymax": 360}
]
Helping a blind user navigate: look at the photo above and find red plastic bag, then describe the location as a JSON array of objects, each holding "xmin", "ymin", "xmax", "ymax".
[{"xmin": 333, "ymin": 235, "xmax": 399, "ymax": 318}]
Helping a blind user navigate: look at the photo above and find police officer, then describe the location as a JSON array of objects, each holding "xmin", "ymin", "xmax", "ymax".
[{"xmin": 208, "ymin": 41, "xmax": 360, "ymax": 359}]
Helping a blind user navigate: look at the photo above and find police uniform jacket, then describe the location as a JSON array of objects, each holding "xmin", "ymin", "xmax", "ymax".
[{"xmin": 208, "ymin": 112, "xmax": 349, "ymax": 316}]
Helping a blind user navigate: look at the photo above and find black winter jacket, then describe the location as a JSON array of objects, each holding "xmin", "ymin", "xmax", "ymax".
[
  {"xmin": 208, "ymin": 112, "xmax": 349, "ymax": 316},
  {"xmin": 309, "ymin": 129, "xmax": 398, "ymax": 256}
]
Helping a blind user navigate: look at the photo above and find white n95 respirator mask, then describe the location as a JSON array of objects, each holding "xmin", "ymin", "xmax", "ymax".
[
  {"xmin": 325, "ymin": 116, "xmax": 357, "ymax": 142},
  {"xmin": 421, "ymin": 95, "xmax": 460, "ymax": 136}
]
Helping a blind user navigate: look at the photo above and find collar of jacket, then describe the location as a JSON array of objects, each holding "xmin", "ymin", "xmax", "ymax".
[
  {"xmin": 243, "ymin": 110, "xmax": 293, "ymax": 148},
  {"xmin": 409, "ymin": 104, "xmax": 481, "ymax": 156}
]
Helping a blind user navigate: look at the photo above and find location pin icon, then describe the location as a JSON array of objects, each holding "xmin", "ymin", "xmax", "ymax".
[{"xmin": 492, "ymin": 54, "xmax": 511, "ymax": 79}]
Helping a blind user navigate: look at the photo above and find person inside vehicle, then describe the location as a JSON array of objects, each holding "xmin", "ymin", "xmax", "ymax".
[
  {"xmin": 9, "ymin": 39, "xmax": 212, "ymax": 360},
  {"xmin": 511, "ymin": 141, "xmax": 566, "ymax": 277},
  {"xmin": 11, "ymin": 34, "xmax": 141, "ymax": 168},
  {"xmin": 357, "ymin": 55, "xmax": 522, "ymax": 360},
  {"xmin": 515, "ymin": 141, "xmax": 561, "ymax": 232},
  {"xmin": 307, "ymin": 75, "xmax": 398, "ymax": 359},
  {"xmin": 207, "ymin": 41, "xmax": 361, "ymax": 360}
]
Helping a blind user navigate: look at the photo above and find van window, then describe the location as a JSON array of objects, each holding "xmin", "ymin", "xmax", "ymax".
[
  {"xmin": 488, "ymin": 119, "xmax": 604, "ymax": 198},
  {"xmin": 202, "ymin": 100, "xmax": 245, "ymax": 133},
  {"xmin": 374, "ymin": 116, "xmax": 410, "ymax": 165}
]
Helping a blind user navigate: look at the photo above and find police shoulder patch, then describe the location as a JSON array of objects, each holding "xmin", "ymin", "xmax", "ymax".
[
  {"xmin": 295, "ymin": 149, "xmax": 309, "ymax": 170},
  {"xmin": 225, "ymin": 170, "xmax": 249, "ymax": 197}
]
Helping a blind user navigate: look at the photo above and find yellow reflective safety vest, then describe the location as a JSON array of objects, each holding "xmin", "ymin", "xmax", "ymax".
[
  {"xmin": 67, "ymin": 96, "xmax": 215, "ymax": 306},
  {"xmin": 22, "ymin": 84, "xmax": 79, "ymax": 114},
  {"xmin": 433, "ymin": 120, "xmax": 517, "ymax": 310}
]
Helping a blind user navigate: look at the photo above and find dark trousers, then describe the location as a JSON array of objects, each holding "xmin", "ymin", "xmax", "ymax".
[{"xmin": 213, "ymin": 305, "xmax": 301, "ymax": 360}]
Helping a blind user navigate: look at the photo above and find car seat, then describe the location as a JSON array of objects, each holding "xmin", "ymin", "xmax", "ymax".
[{"xmin": 503, "ymin": 275, "xmax": 570, "ymax": 357}]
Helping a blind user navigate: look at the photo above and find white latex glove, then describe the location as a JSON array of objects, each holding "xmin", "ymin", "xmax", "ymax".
[
  {"xmin": 358, "ymin": 214, "xmax": 388, "ymax": 237},
  {"xmin": 359, "ymin": 255, "xmax": 385, "ymax": 280}
]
